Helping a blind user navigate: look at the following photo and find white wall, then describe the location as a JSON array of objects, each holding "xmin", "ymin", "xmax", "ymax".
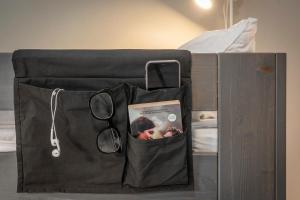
[
  {"xmin": 237, "ymin": 1, "xmax": 300, "ymax": 200},
  {"xmin": 0, "ymin": 0, "xmax": 211, "ymax": 51}
]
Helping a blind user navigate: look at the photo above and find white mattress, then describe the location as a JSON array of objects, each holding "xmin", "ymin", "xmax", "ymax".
[
  {"xmin": 192, "ymin": 111, "xmax": 218, "ymax": 154},
  {"xmin": 0, "ymin": 111, "xmax": 16, "ymax": 152}
]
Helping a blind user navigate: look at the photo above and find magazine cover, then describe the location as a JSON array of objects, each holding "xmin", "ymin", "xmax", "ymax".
[{"xmin": 128, "ymin": 100, "xmax": 183, "ymax": 140}]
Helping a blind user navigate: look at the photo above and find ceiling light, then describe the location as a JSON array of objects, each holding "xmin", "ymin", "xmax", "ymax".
[{"xmin": 195, "ymin": 0, "xmax": 213, "ymax": 10}]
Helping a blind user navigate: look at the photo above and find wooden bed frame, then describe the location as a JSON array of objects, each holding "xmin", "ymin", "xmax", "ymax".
[{"xmin": 192, "ymin": 53, "xmax": 286, "ymax": 200}]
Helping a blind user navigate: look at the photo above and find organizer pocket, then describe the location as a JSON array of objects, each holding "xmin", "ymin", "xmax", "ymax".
[
  {"xmin": 124, "ymin": 132, "xmax": 188, "ymax": 188},
  {"xmin": 124, "ymin": 85, "xmax": 190, "ymax": 188},
  {"xmin": 18, "ymin": 83, "xmax": 128, "ymax": 188},
  {"xmin": 130, "ymin": 85, "xmax": 188, "ymax": 105}
]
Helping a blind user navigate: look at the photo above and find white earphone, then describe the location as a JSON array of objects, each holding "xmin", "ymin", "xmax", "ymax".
[
  {"xmin": 51, "ymin": 140, "xmax": 60, "ymax": 157},
  {"xmin": 50, "ymin": 88, "xmax": 64, "ymax": 158}
]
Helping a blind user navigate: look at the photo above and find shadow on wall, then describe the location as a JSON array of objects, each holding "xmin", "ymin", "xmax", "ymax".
[{"xmin": 234, "ymin": 0, "xmax": 245, "ymax": 20}]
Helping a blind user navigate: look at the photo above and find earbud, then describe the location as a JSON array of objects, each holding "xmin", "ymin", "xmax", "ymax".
[
  {"xmin": 51, "ymin": 137, "xmax": 58, "ymax": 147},
  {"xmin": 51, "ymin": 138, "xmax": 60, "ymax": 158},
  {"xmin": 52, "ymin": 149, "xmax": 60, "ymax": 158}
]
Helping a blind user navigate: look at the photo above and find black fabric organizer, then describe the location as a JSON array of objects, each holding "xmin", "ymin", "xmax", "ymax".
[{"xmin": 12, "ymin": 49, "xmax": 194, "ymax": 193}]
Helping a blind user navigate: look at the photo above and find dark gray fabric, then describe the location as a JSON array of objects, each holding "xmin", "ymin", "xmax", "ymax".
[
  {"xmin": 12, "ymin": 50, "xmax": 191, "ymax": 78},
  {"xmin": 12, "ymin": 49, "xmax": 193, "ymax": 193}
]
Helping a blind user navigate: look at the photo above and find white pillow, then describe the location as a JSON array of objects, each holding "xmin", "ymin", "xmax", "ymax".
[{"xmin": 179, "ymin": 18, "xmax": 257, "ymax": 53}]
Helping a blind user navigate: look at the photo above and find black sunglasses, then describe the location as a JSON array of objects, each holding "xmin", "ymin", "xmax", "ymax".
[{"xmin": 89, "ymin": 89, "xmax": 122, "ymax": 153}]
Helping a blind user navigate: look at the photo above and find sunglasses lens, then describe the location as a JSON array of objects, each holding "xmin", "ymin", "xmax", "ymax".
[
  {"xmin": 90, "ymin": 92, "xmax": 113, "ymax": 119},
  {"xmin": 97, "ymin": 128, "xmax": 121, "ymax": 153}
]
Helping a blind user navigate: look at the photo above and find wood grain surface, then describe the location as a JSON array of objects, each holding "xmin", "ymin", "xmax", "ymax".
[
  {"xmin": 218, "ymin": 53, "xmax": 277, "ymax": 200},
  {"xmin": 0, "ymin": 53, "xmax": 14, "ymax": 110},
  {"xmin": 275, "ymin": 53, "xmax": 286, "ymax": 200},
  {"xmin": 191, "ymin": 54, "xmax": 218, "ymax": 111}
]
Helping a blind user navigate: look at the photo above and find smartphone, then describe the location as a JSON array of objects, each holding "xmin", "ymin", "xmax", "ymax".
[{"xmin": 145, "ymin": 60, "xmax": 181, "ymax": 90}]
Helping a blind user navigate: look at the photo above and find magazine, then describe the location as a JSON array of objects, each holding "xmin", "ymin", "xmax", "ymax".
[{"xmin": 128, "ymin": 100, "xmax": 183, "ymax": 140}]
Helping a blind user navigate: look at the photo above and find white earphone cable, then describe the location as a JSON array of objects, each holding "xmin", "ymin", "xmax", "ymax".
[{"xmin": 50, "ymin": 88, "xmax": 64, "ymax": 158}]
